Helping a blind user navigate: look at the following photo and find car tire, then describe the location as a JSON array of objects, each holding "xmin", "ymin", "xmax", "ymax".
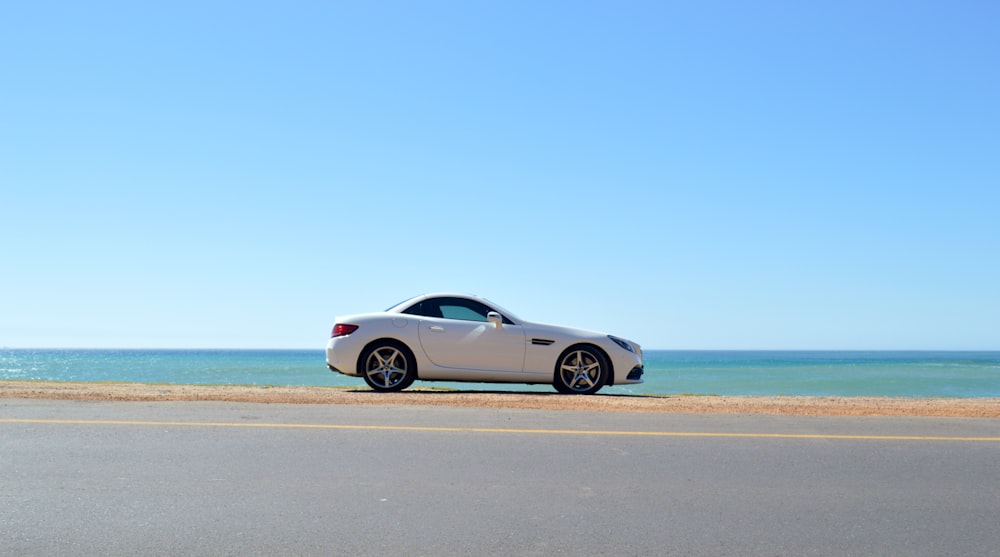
[
  {"xmin": 359, "ymin": 340, "xmax": 416, "ymax": 392},
  {"xmin": 553, "ymin": 345, "xmax": 607, "ymax": 395}
]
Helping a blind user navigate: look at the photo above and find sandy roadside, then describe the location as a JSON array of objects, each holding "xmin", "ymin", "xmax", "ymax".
[{"xmin": 2, "ymin": 380, "xmax": 999, "ymax": 417}]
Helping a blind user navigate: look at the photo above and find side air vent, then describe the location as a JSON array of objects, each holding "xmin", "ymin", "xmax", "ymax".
[{"xmin": 531, "ymin": 338, "xmax": 555, "ymax": 346}]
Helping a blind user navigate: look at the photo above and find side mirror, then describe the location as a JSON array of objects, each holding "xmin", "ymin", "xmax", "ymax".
[{"xmin": 487, "ymin": 312, "xmax": 503, "ymax": 329}]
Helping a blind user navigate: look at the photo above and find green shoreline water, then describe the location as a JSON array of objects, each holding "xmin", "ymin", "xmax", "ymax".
[{"xmin": 2, "ymin": 349, "xmax": 999, "ymax": 398}]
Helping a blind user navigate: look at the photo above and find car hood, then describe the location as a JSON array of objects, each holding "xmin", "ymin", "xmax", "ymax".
[{"xmin": 520, "ymin": 320, "xmax": 611, "ymax": 341}]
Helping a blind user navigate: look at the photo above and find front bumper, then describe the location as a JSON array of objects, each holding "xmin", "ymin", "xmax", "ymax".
[{"xmin": 627, "ymin": 365, "xmax": 644, "ymax": 381}]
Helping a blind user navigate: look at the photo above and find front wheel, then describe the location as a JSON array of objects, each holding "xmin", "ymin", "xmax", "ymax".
[
  {"xmin": 359, "ymin": 341, "xmax": 416, "ymax": 392},
  {"xmin": 554, "ymin": 346, "xmax": 607, "ymax": 395}
]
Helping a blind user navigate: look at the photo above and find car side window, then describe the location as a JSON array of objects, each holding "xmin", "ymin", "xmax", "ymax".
[
  {"xmin": 402, "ymin": 297, "xmax": 514, "ymax": 324},
  {"xmin": 438, "ymin": 298, "xmax": 492, "ymax": 322},
  {"xmin": 401, "ymin": 301, "xmax": 442, "ymax": 318}
]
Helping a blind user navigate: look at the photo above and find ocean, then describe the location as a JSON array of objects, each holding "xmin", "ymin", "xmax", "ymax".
[{"xmin": 2, "ymin": 349, "xmax": 999, "ymax": 398}]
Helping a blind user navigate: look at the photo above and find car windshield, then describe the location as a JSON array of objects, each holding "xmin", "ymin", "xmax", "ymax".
[{"xmin": 477, "ymin": 297, "xmax": 520, "ymax": 322}]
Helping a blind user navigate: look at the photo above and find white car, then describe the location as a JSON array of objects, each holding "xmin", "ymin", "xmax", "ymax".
[{"xmin": 325, "ymin": 293, "xmax": 643, "ymax": 394}]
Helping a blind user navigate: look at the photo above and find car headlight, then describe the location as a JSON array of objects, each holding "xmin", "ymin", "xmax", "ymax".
[{"xmin": 608, "ymin": 335, "xmax": 636, "ymax": 354}]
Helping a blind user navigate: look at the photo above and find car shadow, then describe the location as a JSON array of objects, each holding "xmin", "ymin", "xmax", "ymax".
[{"xmin": 342, "ymin": 388, "xmax": 655, "ymax": 399}]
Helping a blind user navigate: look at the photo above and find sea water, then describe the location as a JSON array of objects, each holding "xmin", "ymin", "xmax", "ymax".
[{"xmin": 1, "ymin": 349, "xmax": 998, "ymax": 398}]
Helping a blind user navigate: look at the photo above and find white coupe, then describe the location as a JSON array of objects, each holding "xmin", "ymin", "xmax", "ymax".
[{"xmin": 326, "ymin": 293, "xmax": 644, "ymax": 394}]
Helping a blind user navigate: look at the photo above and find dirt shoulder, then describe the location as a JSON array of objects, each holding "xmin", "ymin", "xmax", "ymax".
[{"xmin": 3, "ymin": 381, "xmax": 999, "ymax": 417}]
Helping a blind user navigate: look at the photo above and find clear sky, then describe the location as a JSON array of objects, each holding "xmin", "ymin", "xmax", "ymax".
[{"xmin": 2, "ymin": 1, "xmax": 997, "ymax": 350}]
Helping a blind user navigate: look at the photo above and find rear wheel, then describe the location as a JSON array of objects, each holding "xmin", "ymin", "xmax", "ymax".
[
  {"xmin": 554, "ymin": 346, "xmax": 607, "ymax": 395},
  {"xmin": 360, "ymin": 341, "xmax": 416, "ymax": 392}
]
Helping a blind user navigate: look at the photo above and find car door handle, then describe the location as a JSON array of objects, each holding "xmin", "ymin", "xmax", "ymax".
[{"xmin": 428, "ymin": 326, "xmax": 445, "ymax": 333}]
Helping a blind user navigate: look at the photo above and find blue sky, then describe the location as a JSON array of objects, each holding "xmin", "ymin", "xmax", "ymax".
[{"xmin": 2, "ymin": 1, "xmax": 997, "ymax": 349}]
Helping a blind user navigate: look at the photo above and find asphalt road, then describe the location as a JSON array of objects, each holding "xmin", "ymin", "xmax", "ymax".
[{"xmin": 3, "ymin": 400, "xmax": 999, "ymax": 556}]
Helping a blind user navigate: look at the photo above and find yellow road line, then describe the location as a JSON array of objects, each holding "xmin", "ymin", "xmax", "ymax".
[{"xmin": 2, "ymin": 418, "xmax": 999, "ymax": 441}]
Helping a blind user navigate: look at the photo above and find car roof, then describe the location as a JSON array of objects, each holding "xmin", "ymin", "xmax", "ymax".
[{"xmin": 386, "ymin": 293, "xmax": 521, "ymax": 321}]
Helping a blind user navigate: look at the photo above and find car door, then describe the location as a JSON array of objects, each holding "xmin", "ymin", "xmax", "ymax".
[{"xmin": 415, "ymin": 298, "xmax": 526, "ymax": 373}]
